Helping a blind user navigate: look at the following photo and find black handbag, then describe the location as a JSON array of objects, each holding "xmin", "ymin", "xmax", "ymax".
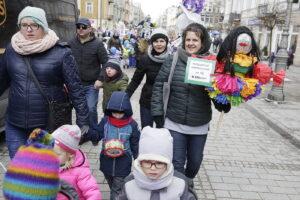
[
  {"xmin": 46, "ymin": 100, "xmax": 73, "ymax": 133},
  {"xmin": 24, "ymin": 58, "xmax": 72, "ymax": 132}
]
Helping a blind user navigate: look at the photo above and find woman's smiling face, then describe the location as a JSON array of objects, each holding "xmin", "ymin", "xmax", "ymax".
[
  {"xmin": 153, "ymin": 38, "xmax": 167, "ymax": 53},
  {"xmin": 184, "ymin": 31, "xmax": 202, "ymax": 54}
]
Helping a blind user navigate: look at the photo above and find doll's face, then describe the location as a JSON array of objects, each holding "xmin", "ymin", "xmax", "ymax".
[{"xmin": 236, "ymin": 33, "xmax": 252, "ymax": 54}]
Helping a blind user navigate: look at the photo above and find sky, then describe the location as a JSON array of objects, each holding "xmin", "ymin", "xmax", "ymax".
[{"xmin": 133, "ymin": 0, "xmax": 181, "ymax": 21}]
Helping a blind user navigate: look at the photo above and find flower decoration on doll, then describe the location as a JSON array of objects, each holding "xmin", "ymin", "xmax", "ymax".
[{"xmin": 206, "ymin": 26, "xmax": 285, "ymax": 106}]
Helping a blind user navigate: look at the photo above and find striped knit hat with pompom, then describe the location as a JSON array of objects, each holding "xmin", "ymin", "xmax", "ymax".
[{"xmin": 3, "ymin": 129, "xmax": 60, "ymax": 200}]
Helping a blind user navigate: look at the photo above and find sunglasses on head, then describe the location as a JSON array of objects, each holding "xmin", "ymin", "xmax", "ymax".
[{"xmin": 76, "ymin": 24, "xmax": 88, "ymax": 30}]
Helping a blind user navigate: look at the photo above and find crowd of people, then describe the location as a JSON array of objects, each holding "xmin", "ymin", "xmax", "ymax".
[{"xmin": 2, "ymin": 3, "xmax": 284, "ymax": 200}]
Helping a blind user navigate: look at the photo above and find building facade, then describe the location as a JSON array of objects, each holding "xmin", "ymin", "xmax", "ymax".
[{"xmin": 77, "ymin": 0, "xmax": 143, "ymax": 31}]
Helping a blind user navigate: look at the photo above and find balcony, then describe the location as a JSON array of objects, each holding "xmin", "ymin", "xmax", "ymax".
[{"xmin": 228, "ymin": 12, "xmax": 241, "ymax": 23}]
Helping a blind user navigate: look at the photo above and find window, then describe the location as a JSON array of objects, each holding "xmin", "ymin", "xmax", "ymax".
[
  {"xmin": 293, "ymin": 25, "xmax": 300, "ymax": 33},
  {"xmin": 86, "ymin": 2, "xmax": 93, "ymax": 14}
]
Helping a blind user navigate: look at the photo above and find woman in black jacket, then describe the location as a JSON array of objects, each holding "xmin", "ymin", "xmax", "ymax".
[{"xmin": 126, "ymin": 28, "xmax": 170, "ymax": 128}]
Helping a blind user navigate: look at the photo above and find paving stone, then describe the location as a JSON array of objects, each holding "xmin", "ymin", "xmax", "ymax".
[
  {"xmin": 267, "ymin": 186, "xmax": 298, "ymax": 194},
  {"xmin": 214, "ymin": 190, "xmax": 231, "ymax": 198},
  {"xmin": 284, "ymin": 175, "xmax": 300, "ymax": 182},
  {"xmin": 211, "ymin": 182, "xmax": 240, "ymax": 190},
  {"xmin": 249, "ymin": 179, "xmax": 279, "ymax": 187},
  {"xmin": 230, "ymin": 191, "xmax": 261, "ymax": 199},
  {"xmin": 288, "ymin": 194, "xmax": 300, "ymax": 200},
  {"xmin": 258, "ymin": 193, "xmax": 290, "ymax": 200},
  {"xmin": 276, "ymin": 180, "xmax": 300, "ymax": 188},
  {"xmin": 257, "ymin": 173, "xmax": 286, "ymax": 181},
  {"xmin": 222, "ymin": 177, "xmax": 251, "ymax": 184},
  {"xmin": 240, "ymin": 185, "xmax": 270, "ymax": 192},
  {"xmin": 232, "ymin": 172, "xmax": 260, "ymax": 179}
]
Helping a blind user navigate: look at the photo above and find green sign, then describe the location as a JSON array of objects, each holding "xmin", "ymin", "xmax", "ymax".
[{"xmin": 184, "ymin": 57, "xmax": 216, "ymax": 87}]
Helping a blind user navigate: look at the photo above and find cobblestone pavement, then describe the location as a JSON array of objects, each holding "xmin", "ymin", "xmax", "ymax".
[{"xmin": 1, "ymin": 67, "xmax": 300, "ymax": 200}]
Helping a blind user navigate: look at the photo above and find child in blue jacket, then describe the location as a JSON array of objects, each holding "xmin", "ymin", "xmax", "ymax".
[{"xmin": 96, "ymin": 91, "xmax": 140, "ymax": 200}]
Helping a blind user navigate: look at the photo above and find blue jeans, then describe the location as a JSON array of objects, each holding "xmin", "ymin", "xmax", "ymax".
[
  {"xmin": 129, "ymin": 56, "xmax": 136, "ymax": 67},
  {"xmin": 140, "ymin": 105, "xmax": 153, "ymax": 128},
  {"xmin": 82, "ymin": 85, "xmax": 99, "ymax": 140},
  {"xmin": 169, "ymin": 130, "xmax": 207, "ymax": 179},
  {"xmin": 5, "ymin": 122, "xmax": 36, "ymax": 159}
]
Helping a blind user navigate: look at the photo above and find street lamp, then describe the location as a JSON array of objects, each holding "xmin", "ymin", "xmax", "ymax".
[{"xmin": 266, "ymin": 0, "xmax": 293, "ymax": 101}]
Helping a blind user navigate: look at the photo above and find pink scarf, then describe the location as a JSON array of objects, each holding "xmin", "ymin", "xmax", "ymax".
[{"xmin": 11, "ymin": 29, "xmax": 59, "ymax": 55}]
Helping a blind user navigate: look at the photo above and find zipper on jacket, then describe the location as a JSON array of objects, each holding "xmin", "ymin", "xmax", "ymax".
[
  {"xmin": 112, "ymin": 128, "xmax": 120, "ymax": 176},
  {"xmin": 80, "ymin": 44, "xmax": 84, "ymax": 68},
  {"xmin": 112, "ymin": 158, "xmax": 116, "ymax": 176},
  {"xmin": 184, "ymin": 84, "xmax": 191, "ymax": 124},
  {"xmin": 25, "ymin": 61, "xmax": 31, "ymax": 128}
]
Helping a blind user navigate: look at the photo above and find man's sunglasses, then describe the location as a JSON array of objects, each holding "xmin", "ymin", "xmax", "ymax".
[{"xmin": 76, "ymin": 24, "xmax": 89, "ymax": 30}]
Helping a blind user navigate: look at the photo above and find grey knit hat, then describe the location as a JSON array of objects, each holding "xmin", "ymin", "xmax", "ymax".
[
  {"xmin": 17, "ymin": 6, "xmax": 49, "ymax": 32},
  {"xmin": 105, "ymin": 56, "xmax": 122, "ymax": 71},
  {"xmin": 52, "ymin": 125, "xmax": 81, "ymax": 154}
]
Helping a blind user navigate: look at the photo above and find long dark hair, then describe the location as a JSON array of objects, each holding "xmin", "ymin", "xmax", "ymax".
[{"xmin": 216, "ymin": 26, "xmax": 260, "ymax": 76}]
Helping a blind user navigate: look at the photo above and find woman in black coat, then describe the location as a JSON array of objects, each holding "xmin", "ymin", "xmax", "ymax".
[{"xmin": 126, "ymin": 28, "xmax": 170, "ymax": 128}]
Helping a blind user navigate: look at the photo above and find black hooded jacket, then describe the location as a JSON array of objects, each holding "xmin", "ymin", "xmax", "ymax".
[
  {"xmin": 68, "ymin": 36, "xmax": 108, "ymax": 85},
  {"xmin": 126, "ymin": 53, "xmax": 163, "ymax": 108}
]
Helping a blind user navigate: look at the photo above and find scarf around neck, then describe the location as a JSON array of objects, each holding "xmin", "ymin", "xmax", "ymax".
[
  {"xmin": 132, "ymin": 160, "xmax": 174, "ymax": 191},
  {"xmin": 11, "ymin": 29, "xmax": 59, "ymax": 55},
  {"xmin": 177, "ymin": 47, "xmax": 210, "ymax": 64},
  {"xmin": 108, "ymin": 116, "xmax": 133, "ymax": 128},
  {"xmin": 147, "ymin": 45, "xmax": 170, "ymax": 63}
]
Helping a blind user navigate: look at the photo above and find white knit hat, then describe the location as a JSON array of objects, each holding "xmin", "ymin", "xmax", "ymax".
[
  {"xmin": 150, "ymin": 28, "xmax": 169, "ymax": 44},
  {"xmin": 136, "ymin": 126, "xmax": 173, "ymax": 165},
  {"xmin": 17, "ymin": 6, "xmax": 49, "ymax": 32},
  {"xmin": 52, "ymin": 125, "xmax": 81, "ymax": 154}
]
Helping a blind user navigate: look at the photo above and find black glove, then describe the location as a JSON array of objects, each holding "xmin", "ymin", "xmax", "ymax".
[
  {"xmin": 153, "ymin": 116, "xmax": 165, "ymax": 128},
  {"xmin": 212, "ymin": 99, "xmax": 231, "ymax": 113}
]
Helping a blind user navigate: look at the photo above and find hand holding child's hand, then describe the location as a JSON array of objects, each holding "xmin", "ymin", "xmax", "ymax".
[{"xmin": 94, "ymin": 80, "xmax": 103, "ymax": 89}]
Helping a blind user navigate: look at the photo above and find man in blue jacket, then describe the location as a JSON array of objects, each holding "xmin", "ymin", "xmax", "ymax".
[{"xmin": 69, "ymin": 18, "xmax": 108, "ymax": 145}]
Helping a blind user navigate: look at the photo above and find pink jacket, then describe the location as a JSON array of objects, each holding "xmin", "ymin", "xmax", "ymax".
[{"xmin": 56, "ymin": 150, "xmax": 101, "ymax": 200}]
